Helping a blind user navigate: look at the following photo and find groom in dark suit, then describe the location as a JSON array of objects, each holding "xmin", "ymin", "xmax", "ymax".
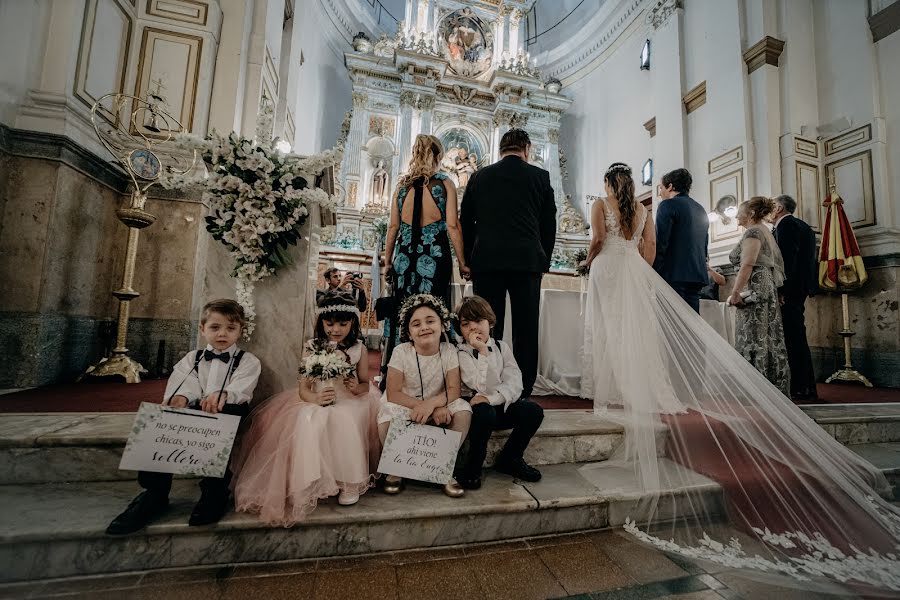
[
  {"xmin": 652, "ymin": 168, "xmax": 709, "ymax": 313},
  {"xmin": 772, "ymin": 195, "xmax": 819, "ymax": 400},
  {"xmin": 460, "ymin": 129, "xmax": 557, "ymax": 399}
]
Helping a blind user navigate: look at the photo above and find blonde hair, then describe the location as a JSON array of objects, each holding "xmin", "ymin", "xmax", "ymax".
[
  {"xmin": 741, "ymin": 196, "xmax": 776, "ymax": 222},
  {"xmin": 399, "ymin": 134, "xmax": 443, "ymax": 188}
]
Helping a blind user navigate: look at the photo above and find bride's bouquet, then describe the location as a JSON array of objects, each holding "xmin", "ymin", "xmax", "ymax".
[
  {"xmin": 574, "ymin": 249, "xmax": 590, "ymax": 278},
  {"xmin": 299, "ymin": 343, "xmax": 354, "ymax": 392}
]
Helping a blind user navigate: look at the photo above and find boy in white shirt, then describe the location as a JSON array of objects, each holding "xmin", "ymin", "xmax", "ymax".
[
  {"xmin": 455, "ymin": 296, "xmax": 544, "ymax": 489},
  {"xmin": 107, "ymin": 299, "xmax": 261, "ymax": 534}
]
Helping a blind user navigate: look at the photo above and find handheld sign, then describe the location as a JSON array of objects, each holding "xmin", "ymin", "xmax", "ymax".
[
  {"xmin": 377, "ymin": 416, "xmax": 461, "ymax": 485},
  {"xmin": 119, "ymin": 402, "xmax": 241, "ymax": 477}
]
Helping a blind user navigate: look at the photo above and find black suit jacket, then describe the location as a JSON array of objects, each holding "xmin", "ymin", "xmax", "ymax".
[
  {"xmin": 774, "ymin": 214, "xmax": 818, "ymax": 301},
  {"xmin": 652, "ymin": 194, "xmax": 709, "ymax": 286},
  {"xmin": 460, "ymin": 155, "xmax": 557, "ymax": 273}
]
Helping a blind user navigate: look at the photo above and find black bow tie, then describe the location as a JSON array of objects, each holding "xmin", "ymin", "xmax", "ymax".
[{"xmin": 204, "ymin": 350, "xmax": 231, "ymax": 363}]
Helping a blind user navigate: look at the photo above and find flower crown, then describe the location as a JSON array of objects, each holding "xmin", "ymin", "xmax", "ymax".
[
  {"xmin": 315, "ymin": 304, "xmax": 360, "ymax": 316},
  {"xmin": 397, "ymin": 293, "xmax": 452, "ymax": 342},
  {"xmin": 605, "ymin": 163, "xmax": 632, "ymax": 178}
]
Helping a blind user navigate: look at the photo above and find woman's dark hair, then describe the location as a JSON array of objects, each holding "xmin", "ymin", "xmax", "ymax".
[
  {"xmin": 661, "ymin": 168, "xmax": 693, "ymax": 194},
  {"xmin": 499, "ymin": 128, "xmax": 531, "ymax": 154},
  {"xmin": 314, "ymin": 292, "xmax": 361, "ymax": 350},
  {"xmin": 605, "ymin": 163, "xmax": 636, "ymax": 234}
]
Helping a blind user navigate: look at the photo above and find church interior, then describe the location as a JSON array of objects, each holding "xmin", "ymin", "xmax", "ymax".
[{"xmin": 1, "ymin": 0, "xmax": 899, "ymax": 598}]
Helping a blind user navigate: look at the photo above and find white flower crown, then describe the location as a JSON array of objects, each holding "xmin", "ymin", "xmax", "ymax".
[{"xmin": 315, "ymin": 304, "xmax": 360, "ymax": 316}]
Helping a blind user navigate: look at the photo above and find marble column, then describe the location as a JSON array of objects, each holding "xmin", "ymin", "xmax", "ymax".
[
  {"xmin": 417, "ymin": 0, "xmax": 428, "ymax": 33},
  {"xmin": 546, "ymin": 127, "xmax": 564, "ymax": 208},
  {"xmin": 418, "ymin": 95, "xmax": 435, "ymax": 135},
  {"xmin": 398, "ymin": 91, "xmax": 416, "ymax": 169},
  {"xmin": 345, "ymin": 92, "xmax": 368, "ymax": 180},
  {"xmin": 508, "ymin": 9, "xmax": 521, "ymax": 56},
  {"xmin": 405, "ymin": 0, "xmax": 415, "ymax": 29}
]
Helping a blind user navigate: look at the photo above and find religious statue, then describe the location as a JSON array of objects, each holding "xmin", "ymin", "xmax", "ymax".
[
  {"xmin": 456, "ymin": 150, "xmax": 476, "ymax": 188},
  {"xmin": 371, "ymin": 160, "xmax": 389, "ymax": 206}
]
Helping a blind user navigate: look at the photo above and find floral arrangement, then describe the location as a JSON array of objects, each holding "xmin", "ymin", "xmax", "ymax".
[
  {"xmin": 372, "ymin": 216, "xmax": 388, "ymax": 244},
  {"xmin": 163, "ymin": 131, "xmax": 342, "ymax": 337},
  {"xmin": 298, "ymin": 345, "xmax": 354, "ymax": 382}
]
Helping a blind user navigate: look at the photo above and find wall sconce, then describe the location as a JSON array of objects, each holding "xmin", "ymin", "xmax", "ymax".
[
  {"xmin": 707, "ymin": 194, "xmax": 738, "ymax": 224},
  {"xmin": 641, "ymin": 158, "xmax": 653, "ymax": 186},
  {"xmin": 640, "ymin": 39, "xmax": 651, "ymax": 70}
]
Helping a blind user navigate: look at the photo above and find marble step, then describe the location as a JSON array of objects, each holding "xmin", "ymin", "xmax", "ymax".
[
  {"xmin": 801, "ymin": 403, "xmax": 900, "ymax": 445},
  {"xmin": 0, "ymin": 460, "xmax": 723, "ymax": 583},
  {"xmin": 0, "ymin": 410, "xmax": 628, "ymax": 485}
]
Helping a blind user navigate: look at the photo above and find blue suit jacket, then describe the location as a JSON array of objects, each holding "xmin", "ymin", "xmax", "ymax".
[{"xmin": 652, "ymin": 194, "xmax": 709, "ymax": 286}]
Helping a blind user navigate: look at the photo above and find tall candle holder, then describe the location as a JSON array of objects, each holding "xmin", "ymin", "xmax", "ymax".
[{"xmin": 82, "ymin": 91, "xmax": 197, "ymax": 383}]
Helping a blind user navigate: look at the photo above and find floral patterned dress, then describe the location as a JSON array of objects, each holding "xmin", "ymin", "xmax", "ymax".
[
  {"xmin": 729, "ymin": 226, "xmax": 791, "ymax": 396},
  {"xmin": 382, "ymin": 173, "xmax": 453, "ymax": 363}
]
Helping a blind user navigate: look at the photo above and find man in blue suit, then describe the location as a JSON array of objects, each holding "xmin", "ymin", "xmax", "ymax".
[{"xmin": 652, "ymin": 168, "xmax": 709, "ymax": 313}]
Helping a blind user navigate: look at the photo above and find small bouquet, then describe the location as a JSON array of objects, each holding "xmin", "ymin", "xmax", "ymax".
[
  {"xmin": 299, "ymin": 343, "xmax": 355, "ymax": 392},
  {"xmin": 574, "ymin": 248, "xmax": 589, "ymax": 278}
]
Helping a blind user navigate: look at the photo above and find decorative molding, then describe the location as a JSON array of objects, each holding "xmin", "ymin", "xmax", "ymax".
[
  {"xmin": 683, "ymin": 81, "xmax": 706, "ymax": 114},
  {"xmin": 133, "ymin": 27, "xmax": 203, "ymax": 134},
  {"xmin": 146, "ymin": 0, "xmax": 208, "ymax": 26},
  {"xmin": 547, "ymin": 129, "xmax": 559, "ymax": 144},
  {"xmin": 708, "ymin": 146, "xmax": 743, "ymax": 174},
  {"xmin": 368, "ymin": 115, "xmax": 395, "ymax": 137},
  {"xmin": 869, "ymin": 0, "xmax": 900, "ymax": 43},
  {"xmin": 824, "ymin": 150, "xmax": 876, "ymax": 228},
  {"xmin": 742, "ymin": 36, "xmax": 785, "ymax": 73},
  {"xmin": 824, "ymin": 124, "xmax": 872, "ymax": 156},
  {"xmin": 794, "ymin": 136, "xmax": 819, "ymax": 159},
  {"xmin": 74, "ymin": 0, "xmax": 133, "ymax": 123},
  {"xmin": 646, "ymin": 0, "xmax": 682, "ymax": 29},
  {"xmin": 285, "ymin": 109, "xmax": 296, "ymax": 144},
  {"xmin": 353, "ymin": 91, "xmax": 369, "ymax": 108},
  {"xmin": 643, "ymin": 116, "xmax": 656, "ymax": 138},
  {"xmin": 795, "ymin": 161, "xmax": 821, "ymax": 231}
]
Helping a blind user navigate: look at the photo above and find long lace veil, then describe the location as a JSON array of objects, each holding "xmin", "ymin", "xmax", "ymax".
[{"xmin": 580, "ymin": 227, "xmax": 900, "ymax": 596}]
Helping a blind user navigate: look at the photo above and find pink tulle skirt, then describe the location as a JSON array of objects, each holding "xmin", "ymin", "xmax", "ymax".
[{"xmin": 230, "ymin": 383, "xmax": 381, "ymax": 526}]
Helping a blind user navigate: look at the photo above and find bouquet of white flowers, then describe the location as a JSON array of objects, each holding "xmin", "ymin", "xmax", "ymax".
[{"xmin": 298, "ymin": 347, "xmax": 355, "ymax": 383}]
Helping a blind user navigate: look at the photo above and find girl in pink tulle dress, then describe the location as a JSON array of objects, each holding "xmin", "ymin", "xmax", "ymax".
[{"xmin": 230, "ymin": 293, "xmax": 381, "ymax": 526}]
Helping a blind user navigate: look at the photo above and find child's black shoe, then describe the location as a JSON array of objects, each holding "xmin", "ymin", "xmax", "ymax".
[
  {"xmin": 188, "ymin": 492, "xmax": 228, "ymax": 526},
  {"xmin": 106, "ymin": 491, "xmax": 169, "ymax": 535}
]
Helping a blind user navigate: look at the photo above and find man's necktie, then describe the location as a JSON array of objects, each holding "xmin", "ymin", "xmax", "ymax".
[{"xmin": 203, "ymin": 350, "xmax": 230, "ymax": 363}]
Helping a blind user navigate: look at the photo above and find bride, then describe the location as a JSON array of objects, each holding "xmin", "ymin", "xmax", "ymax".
[{"xmin": 580, "ymin": 163, "xmax": 900, "ymax": 596}]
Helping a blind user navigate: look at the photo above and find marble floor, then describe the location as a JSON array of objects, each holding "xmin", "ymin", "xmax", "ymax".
[{"xmin": 0, "ymin": 529, "xmax": 847, "ymax": 600}]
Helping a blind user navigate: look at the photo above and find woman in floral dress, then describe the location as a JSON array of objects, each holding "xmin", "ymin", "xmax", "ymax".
[
  {"xmin": 380, "ymin": 134, "xmax": 469, "ymax": 378},
  {"xmin": 728, "ymin": 196, "xmax": 791, "ymax": 395}
]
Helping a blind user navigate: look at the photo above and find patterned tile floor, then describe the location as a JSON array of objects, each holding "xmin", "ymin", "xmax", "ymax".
[{"xmin": 0, "ymin": 530, "xmax": 846, "ymax": 600}]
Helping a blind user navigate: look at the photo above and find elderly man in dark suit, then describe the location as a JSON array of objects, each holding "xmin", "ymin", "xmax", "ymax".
[
  {"xmin": 652, "ymin": 168, "xmax": 709, "ymax": 313},
  {"xmin": 460, "ymin": 129, "xmax": 557, "ymax": 401},
  {"xmin": 771, "ymin": 195, "xmax": 819, "ymax": 400}
]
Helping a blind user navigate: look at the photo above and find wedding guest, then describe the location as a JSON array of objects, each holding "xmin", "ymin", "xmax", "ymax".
[
  {"xmin": 381, "ymin": 134, "xmax": 469, "ymax": 386},
  {"xmin": 461, "ymin": 128, "xmax": 556, "ymax": 399},
  {"xmin": 699, "ymin": 262, "xmax": 727, "ymax": 301},
  {"xmin": 106, "ymin": 299, "xmax": 261, "ymax": 535},
  {"xmin": 728, "ymin": 197, "xmax": 791, "ymax": 395},
  {"xmin": 318, "ymin": 267, "xmax": 367, "ymax": 313},
  {"xmin": 771, "ymin": 195, "xmax": 819, "ymax": 401},
  {"xmin": 378, "ymin": 294, "xmax": 472, "ymax": 497},
  {"xmin": 653, "ymin": 168, "xmax": 709, "ymax": 312},
  {"xmin": 454, "ymin": 296, "xmax": 544, "ymax": 489},
  {"xmin": 230, "ymin": 293, "xmax": 380, "ymax": 525}
]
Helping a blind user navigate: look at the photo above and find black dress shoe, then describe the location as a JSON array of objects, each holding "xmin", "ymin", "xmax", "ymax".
[
  {"xmin": 188, "ymin": 493, "xmax": 228, "ymax": 526},
  {"xmin": 494, "ymin": 458, "xmax": 542, "ymax": 482},
  {"xmin": 106, "ymin": 491, "xmax": 169, "ymax": 535},
  {"xmin": 457, "ymin": 475, "xmax": 482, "ymax": 490}
]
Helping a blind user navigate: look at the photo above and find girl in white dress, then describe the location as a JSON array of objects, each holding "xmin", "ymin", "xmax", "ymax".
[{"xmin": 378, "ymin": 293, "xmax": 472, "ymax": 497}]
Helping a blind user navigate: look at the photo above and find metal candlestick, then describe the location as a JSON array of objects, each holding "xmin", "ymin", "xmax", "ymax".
[{"xmin": 82, "ymin": 91, "xmax": 196, "ymax": 383}]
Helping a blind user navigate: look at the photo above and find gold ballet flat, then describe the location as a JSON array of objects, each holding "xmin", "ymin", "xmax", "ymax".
[
  {"xmin": 443, "ymin": 478, "xmax": 465, "ymax": 498},
  {"xmin": 383, "ymin": 476, "xmax": 403, "ymax": 495}
]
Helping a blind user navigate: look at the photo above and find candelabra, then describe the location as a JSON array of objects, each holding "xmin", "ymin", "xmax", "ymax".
[
  {"xmin": 82, "ymin": 90, "xmax": 196, "ymax": 383},
  {"xmin": 498, "ymin": 51, "xmax": 541, "ymax": 79}
]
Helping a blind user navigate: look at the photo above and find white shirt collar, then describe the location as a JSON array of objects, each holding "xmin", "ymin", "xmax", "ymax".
[
  {"xmin": 205, "ymin": 343, "xmax": 238, "ymax": 355},
  {"xmin": 775, "ymin": 214, "xmax": 790, "ymax": 229}
]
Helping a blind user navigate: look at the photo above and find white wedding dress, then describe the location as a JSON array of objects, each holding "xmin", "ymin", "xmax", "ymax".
[{"xmin": 580, "ymin": 198, "xmax": 900, "ymax": 596}]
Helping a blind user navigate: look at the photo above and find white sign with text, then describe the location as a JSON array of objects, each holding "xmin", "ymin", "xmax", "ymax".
[
  {"xmin": 119, "ymin": 403, "xmax": 241, "ymax": 477},
  {"xmin": 377, "ymin": 417, "xmax": 461, "ymax": 485}
]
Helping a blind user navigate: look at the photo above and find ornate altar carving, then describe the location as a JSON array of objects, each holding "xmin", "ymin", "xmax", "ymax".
[{"xmin": 558, "ymin": 195, "xmax": 587, "ymax": 234}]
